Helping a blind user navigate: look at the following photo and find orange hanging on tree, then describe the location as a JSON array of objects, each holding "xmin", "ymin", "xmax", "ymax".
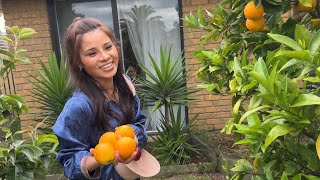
[
  {"xmin": 244, "ymin": 1, "xmax": 264, "ymax": 20},
  {"xmin": 246, "ymin": 18, "xmax": 265, "ymax": 32},
  {"xmin": 299, "ymin": 0, "xmax": 317, "ymax": 12}
]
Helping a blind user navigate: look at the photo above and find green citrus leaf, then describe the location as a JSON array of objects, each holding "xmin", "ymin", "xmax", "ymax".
[
  {"xmin": 262, "ymin": 124, "xmax": 292, "ymax": 152},
  {"xmin": 268, "ymin": 33, "xmax": 302, "ymax": 51}
]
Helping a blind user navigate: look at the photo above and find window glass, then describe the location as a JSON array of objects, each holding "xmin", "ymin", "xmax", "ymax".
[
  {"xmin": 117, "ymin": 0, "xmax": 183, "ymax": 131},
  {"xmin": 0, "ymin": 3, "xmax": 7, "ymax": 50},
  {"xmin": 55, "ymin": 0, "xmax": 113, "ymax": 53},
  {"xmin": 117, "ymin": 0, "xmax": 181, "ymax": 79},
  {"xmin": 0, "ymin": 2, "xmax": 12, "ymax": 96}
]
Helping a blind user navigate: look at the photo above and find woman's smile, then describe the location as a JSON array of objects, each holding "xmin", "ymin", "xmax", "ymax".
[{"xmin": 99, "ymin": 61, "xmax": 115, "ymax": 71}]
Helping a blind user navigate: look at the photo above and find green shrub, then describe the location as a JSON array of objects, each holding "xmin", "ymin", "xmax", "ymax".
[
  {"xmin": 136, "ymin": 46, "xmax": 197, "ymax": 124},
  {"xmin": 151, "ymin": 106, "xmax": 200, "ymax": 166},
  {"xmin": 29, "ymin": 53, "xmax": 73, "ymax": 130},
  {"xmin": 183, "ymin": 1, "xmax": 320, "ymax": 179},
  {"xmin": 0, "ymin": 26, "xmax": 58, "ymax": 179}
]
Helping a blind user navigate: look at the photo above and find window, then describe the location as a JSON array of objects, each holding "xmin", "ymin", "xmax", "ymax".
[
  {"xmin": 49, "ymin": 0, "xmax": 184, "ymax": 132},
  {"xmin": 53, "ymin": 0, "xmax": 115, "ymax": 54}
]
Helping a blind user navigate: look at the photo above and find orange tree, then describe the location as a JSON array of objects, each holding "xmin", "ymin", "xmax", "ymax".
[{"xmin": 183, "ymin": 0, "xmax": 320, "ymax": 179}]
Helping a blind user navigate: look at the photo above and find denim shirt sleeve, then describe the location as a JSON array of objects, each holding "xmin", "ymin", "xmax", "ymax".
[
  {"xmin": 53, "ymin": 94, "xmax": 100, "ymax": 180},
  {"xmin": 131, "ymin": 95, "xmax": 148, "ymax": 148}
]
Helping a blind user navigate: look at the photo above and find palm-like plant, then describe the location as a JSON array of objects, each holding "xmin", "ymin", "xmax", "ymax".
[
  {"xmin": 135, "ymin": 46, "xmax": 197, "ymax": 125},
  {"xmin": 29, "ymin": 53, "xmax": 73, "ymax": 129},
  {"xmin": 151, "ymin": 106, "xmax": 200, "ymax": 165}
]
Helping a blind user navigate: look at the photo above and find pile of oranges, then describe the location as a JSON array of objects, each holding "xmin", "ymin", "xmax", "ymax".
[
  {"xmin": 244, "ymin": 1, "xmax": 265, "ymax": 32},
  {"xmin": 93, "ymin": 125, "xmax": 137, "ymax": 165}
]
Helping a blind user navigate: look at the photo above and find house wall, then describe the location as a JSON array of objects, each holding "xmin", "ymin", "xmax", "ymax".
[
  {"xmin": 2, "ymin": 0, "xmax": 53, "ymax": 126},
  {"xmin": 1, "ymin": 0, "xmax": 232, "ymax": 130},
  {"xmin": 182, "ymin": 0, "xmax": 232, "ymax": 130}
]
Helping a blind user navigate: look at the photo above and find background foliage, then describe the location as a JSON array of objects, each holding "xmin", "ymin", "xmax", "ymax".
[
  {"xmin": 0, "ymin": 26, "xmax": 58, "ymax": 179},
  {"xmin": 183, "ymin": 0, "xmax": 320, "ymax": 179},
  {"xmin": 136, "ymin": 46, "xmax": 201, "ymax": 166},
  {"xmin": 29, "ymin": 53, "xmax": 73, "ymax": 130}
]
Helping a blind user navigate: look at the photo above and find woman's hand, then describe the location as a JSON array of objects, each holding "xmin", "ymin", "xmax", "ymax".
[
  {"xmin": 116, "ymin": 149, "xmax": 137, "ymax": 164},
  {"xmin": 87, "ymin": 148, "xmax": 102, "ymax": 172},
  {"xmin": 90, "ymin": 133, "xmax": 141, "ymax": 166},
  {"xmin": 90, "ymin": 148, "xmax": 120, "ymax": 166},
  {"xmin": 113, "ymin": 134, "xmax": 140, "ymax": 164}
]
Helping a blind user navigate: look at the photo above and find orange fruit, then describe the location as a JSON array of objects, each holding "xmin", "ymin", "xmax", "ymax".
[
  {"xmin": 299, "ymin": 0, "xmax": 317, "ymax": 12},
  {"xmin": 94, "ymin": 142, "xmax": 115, "ymax": 165},
  {"xmin": 244, "ymin": 1, "xmax": 264, "ymax": 20},
  {"xmin": 115, "ymin": 125, "xmax": 135, "ymax": 139},
  {"xmin": 311, "ymin": 18, "xmax": 320, "ymax": 28},
  {"xmin": 99, "ymin": 132, "xmax": 118, "ymax": 146},
  {"xmin": 246, "ymin": 18, "xmax": 265, "ymax": 32},
  {"xmin": 115, "ymin": 137, "xmax": 137, "ymax": 160}
]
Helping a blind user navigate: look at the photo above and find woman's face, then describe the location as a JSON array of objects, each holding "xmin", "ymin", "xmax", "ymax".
[{"xmin": 79, "ymin": 28, "xmax": 119, "ymax": 84}]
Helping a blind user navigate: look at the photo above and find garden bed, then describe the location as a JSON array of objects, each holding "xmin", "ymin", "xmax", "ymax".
[
  {"xmin": 208, "ymin": 130, "xmax": 250, "ymax": 156},
  {"xmin": 141, "ymin": 130, "xmax": 246, "ymax": 179}
]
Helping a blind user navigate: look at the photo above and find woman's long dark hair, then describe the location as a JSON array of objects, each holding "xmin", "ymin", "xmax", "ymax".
[{"xmin": 65, "ymin": 17, "xmax": 134, "ymax": 132}]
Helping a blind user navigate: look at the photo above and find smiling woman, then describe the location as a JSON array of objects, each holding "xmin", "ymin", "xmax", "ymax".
[
  {"xmin": 50, "ymin": 0, "xmax": 184, "ymax": 132},
  {"xmin": 53, "ymin": 17, "xmax": 149, "ymax": 180}
]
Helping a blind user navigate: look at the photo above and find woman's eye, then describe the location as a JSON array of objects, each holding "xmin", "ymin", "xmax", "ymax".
[
  {"xmin": 105, "ymin": 45, "xmax": 113, "ymax": 50},
  {"xmin": 88, "ymin": 52, "xmax": 96, "ymax": 57}
]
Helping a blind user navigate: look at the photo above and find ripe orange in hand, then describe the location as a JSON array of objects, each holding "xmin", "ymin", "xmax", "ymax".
[
  {"xmin": 99, "ymin": 132, "xmax": 118, "ymax": 146},
  {"xmin": 244, "ymin": 1, "xmax": 264, "ymax": 20},
  {"xmin": 115, "ymin": 125, "xmax": 135, "ymax": 139},
  {"xmin": 115, "ymin": 137, "xmax": 137, "ymax": 160},
  {"xmin": 94, "ymin": 142, "xmax": 115, "ymax": 165}
]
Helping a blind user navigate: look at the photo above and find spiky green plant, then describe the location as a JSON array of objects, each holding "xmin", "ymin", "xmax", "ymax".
[
  {"xmin": 136, "ymin": 46, "xmax": 197, "ymax": 125},
  {"xmin": 151, "ymin": 106, "xmax": 200, "ymax": 165},
  {"xmin": 29, "ymin": 53, "xmax": 73, "ymax": 128}
]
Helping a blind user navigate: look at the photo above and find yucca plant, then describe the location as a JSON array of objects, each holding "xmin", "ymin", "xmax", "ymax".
[
  {"xmin": 136, "ymin": 46, "xmax": 197, "ymax": 125},
  {"xmin": 29, "ymin": 53, "xmax": 73, "ymax": 129},
  {"xmin": 151, "ymin": 106, "xmax": 200, "ymax": 166}
]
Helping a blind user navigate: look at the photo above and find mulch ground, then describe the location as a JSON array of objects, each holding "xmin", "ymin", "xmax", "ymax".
[{"xmin": 207, "ymin": 130, "xmax": 250, "ymax": 155}]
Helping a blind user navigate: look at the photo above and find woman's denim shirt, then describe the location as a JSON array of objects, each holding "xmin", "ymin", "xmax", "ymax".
[{"xmin": 52, "ymin": 90, "xmax": 148, "ymax": 180}]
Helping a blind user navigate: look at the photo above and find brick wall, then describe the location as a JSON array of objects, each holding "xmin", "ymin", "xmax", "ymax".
[
  {"xmin": 2, "ymin": 0, "xmax": 52, "ymax": 127},
  {"xmin": 182, "ymin": 0, "xmax": 232, "ymax": 130}
]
